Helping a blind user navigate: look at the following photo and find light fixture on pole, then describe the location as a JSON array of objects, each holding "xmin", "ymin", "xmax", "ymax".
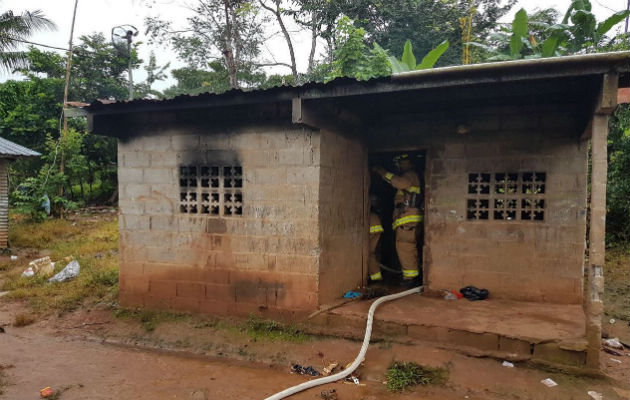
[{"xmin": 112, "ymin": 25, "xmax": 139, "ymax": 100}]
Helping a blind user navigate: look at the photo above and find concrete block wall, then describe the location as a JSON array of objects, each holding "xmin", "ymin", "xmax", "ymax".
[
  {"xmin": 118, "ymin": 122, "xmax": 323, "ymax": 317},
  {"xmin": 318, "ymin": 130, "xmax": 366, "ymax": 304},
  {"xmin": 369, "ymin": 104, "xmax": 588, "ymax": 304}
]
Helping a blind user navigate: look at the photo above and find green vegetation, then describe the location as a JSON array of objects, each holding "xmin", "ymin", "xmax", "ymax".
[
  {"xmin": 245, "ymin": 315, "xmax": 310, "ymax": 343},
  {"xmin": 603, "ymin": 247, "xmax": 630, "ymax": 321},
  {"xmin": 0, "ymin": 367, "xmax": 8, "ymax": 396},
  {"xmin": 385, "ymin": 361, "xmax": 449, "ymax": 392},
  {"xmin": 0, "ymin": 215, "xmax": 119, "ymax": 313},
  {"xmin": 113, "ymin": 308, "xmax": 190, "ymax": 332},
  {"xmin": 469, "ymin": 1, "xmax": 630, "ymax": 60},
  {"xmin": 607, "ymin": 105, "xmax": 630, "ymax": 244}
]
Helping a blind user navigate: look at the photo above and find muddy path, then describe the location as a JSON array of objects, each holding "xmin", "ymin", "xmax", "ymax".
[{"xmin": 1, "ymin": 305, "xmax": 628, "ymax": 400}]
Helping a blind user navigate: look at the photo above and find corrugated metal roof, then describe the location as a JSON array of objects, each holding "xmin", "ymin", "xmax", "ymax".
[
  {"xmin": 85, "ymin": 51, "xmax": 630, "ymax": 115},
  {"xmin": 0, "ymin": 137, "xmax": 40, "ymax": 158}
]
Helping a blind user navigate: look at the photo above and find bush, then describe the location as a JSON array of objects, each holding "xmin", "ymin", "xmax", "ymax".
[{"xmin": 607, "ymin": 105, "xmax": 630, "ymax": 244}]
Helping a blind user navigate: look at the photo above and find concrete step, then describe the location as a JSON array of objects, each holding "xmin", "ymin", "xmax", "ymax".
[{"xmin": 307, "ymin": 294, "xmax": 588, "ymax": 369}]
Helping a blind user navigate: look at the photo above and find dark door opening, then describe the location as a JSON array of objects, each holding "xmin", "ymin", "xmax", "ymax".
[{"xmin": 368, "ymin": 151, "xmax": 426, "ymax": 286}]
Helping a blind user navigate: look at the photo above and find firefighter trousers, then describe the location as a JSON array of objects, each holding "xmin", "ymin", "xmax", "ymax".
[{"xmin": 395, "ymin": 223, "xmax": 420, "ymax": 279}]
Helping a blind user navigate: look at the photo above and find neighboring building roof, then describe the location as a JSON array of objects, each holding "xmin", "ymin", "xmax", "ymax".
[
  {"xmin": 0, "ymin": 137, "xmax": 40, "ymax": 158},
  {"xmin": 85, "ymin": 52, "xmax": 630, "ymax": 116}
]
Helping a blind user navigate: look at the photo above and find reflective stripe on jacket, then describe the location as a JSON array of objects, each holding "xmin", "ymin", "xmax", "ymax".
[{"xmin": 392, "ymin": 214, "xmax": 423, "ymax": 230}]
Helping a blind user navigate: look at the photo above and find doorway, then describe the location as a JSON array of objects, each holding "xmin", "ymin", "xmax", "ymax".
[{"xmin": 368, "ymin": 150, "xmax": 426, "ymax": 286}]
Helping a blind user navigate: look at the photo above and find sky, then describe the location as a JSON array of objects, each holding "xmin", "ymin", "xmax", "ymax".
[{"xmin": 0, "ymin": 0, "xmax": 627, "ymax": 91}]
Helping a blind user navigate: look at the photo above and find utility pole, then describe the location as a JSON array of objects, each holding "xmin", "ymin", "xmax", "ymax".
[
  {"xmin": 625, "ymin": 0, "xmax": 629, "ymax": 33},
  {"xmin": 112, "ymin": 25, "xmax": 138, "ymax": 100},
  {"xmin": 60, "ymin": 0, "xmax": 79, "ymax": 195}
]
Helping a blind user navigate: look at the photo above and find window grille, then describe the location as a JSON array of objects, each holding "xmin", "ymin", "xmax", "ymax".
[
  {"xmin": 179, "ymin": 165, "xmax": 243, "ymax": 216},
  {"xmin": 466, "ymin": 172, "xmax": 546, "ymax": 221}
]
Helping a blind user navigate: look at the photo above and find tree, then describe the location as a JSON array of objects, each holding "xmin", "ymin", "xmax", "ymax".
[
  {"xmin": 335, "ymin": 0, "xmax": 515, "ymax": 67},
  {"xmin": 0, "ymin": 6, "xmax": 55, "ymax": 71},
  {"xmin": 327, "ymin": 16, "xmax": 391, "ymax": 81},
  {"xmin": 470, "ymin": 2, "xmax": 630, "ymax": 60},
  {"xmin": 135, "ymin": 51, "xmax": 169, "ymax": 98},
  {"xmin": 258, "ymin": 0, "xmax": 298, "ymax": 82},
  {"xmin": 70, "ymin": 33, "xmax": 142, "ymax": 102},
  {"xmin": 146, "ymin": 0, "xmax": 267, "ymax": 89}
]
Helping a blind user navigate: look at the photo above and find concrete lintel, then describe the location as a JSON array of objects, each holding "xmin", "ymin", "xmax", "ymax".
[
  {"xmin": 291, "ymin": 97, "xmax": 361, "ymax": 136},
  {"xmin": 594, "ymin": 73, "xmax": 619, "ymax": 115}
]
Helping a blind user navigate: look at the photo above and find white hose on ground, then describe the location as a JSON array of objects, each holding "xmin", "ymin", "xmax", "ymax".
[{"xmin": 263, "ymin": 286, "xmax": 423, "ymax": 400}]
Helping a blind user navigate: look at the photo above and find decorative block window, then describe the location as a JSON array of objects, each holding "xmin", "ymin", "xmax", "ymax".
[
  {"xmin": 179, "ymin": 165, "xmax": 243, "ymax": 216},
  {"xmin": 467, "ymin": 172, "xmax": 546, "ymax": 221}
]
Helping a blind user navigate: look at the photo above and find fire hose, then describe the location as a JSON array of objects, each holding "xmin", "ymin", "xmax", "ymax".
[{"xmin": 263, "ymin": 286, "xmax": 423, "ymax": 400}]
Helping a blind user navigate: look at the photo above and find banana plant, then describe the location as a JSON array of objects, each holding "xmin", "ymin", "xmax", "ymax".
[
  {"xmin": 388, "ymin": 39, "xmax": 450, "ymax": 73},
  {"xmin": 540, "ymin": 0, "xmax": 630, "ymax": 56},
  {"xmin": 469, "ymin": 2, "xmax": 630, "ymax": 61}
]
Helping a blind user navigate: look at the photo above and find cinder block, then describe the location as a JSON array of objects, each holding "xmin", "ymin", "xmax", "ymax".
[
  {"xmin": 176, "ymin": 281, "xmax": 206, "ymax": 298},
  {"xmin": 533, "ymin": 342, "xmax": 586, "ymax": 367},
  {"xmin": 499, "ymin": 336, "xmax": 532, "ymax": 356},
  {"xmin": 121, "ymin": 214, "xmax": 150, "ymax": 231},
  {"xmin": 119, "ymin": 292, "xmax": 145, "ymax": 307},
  {"xmin": 119, "ymin": 276, "xmax": 149, "ymax": 294},
  {"xmin": 171, "ymin": 134, "xmax": 200, "ymax": 150},
  {"xmin": 150, "ymin": 215, "xmax": 178, "ymax": 231},
  {"xmin": 118, "ymin": 168, "xmax": 143, "ymax": 184},
  {"xmin": 122, "ymin": 183, "xmax": 150, "ymax": 200},
  {"xmin": 278, "ymin": 149, "xmax": 304, "ymax": 165},
  {"xmin": 199, "ymin": 300, "xmax": 229, "ymax": 315},
  {"xmin": 143, "ymin": 168, "xmax": 174, "ymax": 184},
  {"xmin": 150, "ymin": 151, "xmax": 177, "ymax": 167},
  {"xmin": 123, "ymin": 151, "xmax": 150, "ymax": 168},
  {"xmin": 287, "ymin": 167, "xmax": 319, "ymax": 184},
  {"xmin": 149, "ymin": 280, "xmax": 177, "ymax": 298},
  {"xmin": 119, "ymin": 199, "xmax": 144, "ymax": 215}
]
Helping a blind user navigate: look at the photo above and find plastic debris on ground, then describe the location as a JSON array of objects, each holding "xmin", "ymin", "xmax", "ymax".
[
  {"xmin": 610, "ymin": 358, "xmax": 622, "ymax": 364},
  {"xmin": 603, "ymin": 338, "xmax": 624, "ymax": 350},
  {"xmin": 540, "ymin": 378, "xmax": 558, "ymax": 387},
  {"xmin": 322, "ymin": 363, "xmax": 339, "ymax": 376},
  {"xmin": 443, "ymin": 289, "xmax": 463, "ymax": 300},
  {"xmin": 291, "ymin": 364, "xmax": 320, "ymax": 376},
  {"xmin": 459, "ymin": 286, "xmax": 489, "ymax": 301},
  {"xmin": 587, "ymin": 390, "xmax": 603, "ymax": 400},
  {"xmin": 502, "ymin": 361, "xmax": 514, "ymax": 368},
  {"xmin": 0, "ymin": 291, "xmax": 9, "ymax": 297},
  {"xmin": 10, "ymin": 255, "xmax": 17, "ymax": 261},
  {"xmin": 40, "ymin": 387, "xmax": 54, "ymax": 398},
  {"xmin": 319, "ymin": 388, "xmax": 338, "ymax": 400},
  {"xmin": 48, "ymin": 260, "xmax": 80, "ymax": 283},
  {"xmin": 343, "ymin": 291, "xmax": 361, "ymax": 299},
  {"xmin": 21, "ymin": 256, "xmax": 55, "ymax": 277},
  {"xmin": 609, "ymin": 318, "xmax": 615, "ymax": 324}
]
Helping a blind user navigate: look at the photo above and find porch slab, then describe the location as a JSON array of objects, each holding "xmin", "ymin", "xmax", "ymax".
[{"xmin": 311, "ymin": 293, "xmax": 588, "ymax": 367}]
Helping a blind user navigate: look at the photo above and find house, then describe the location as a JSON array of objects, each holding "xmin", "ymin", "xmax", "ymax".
[
  {"xmin": 85, "ymin": 52, "xmax": 630, "ymax": 369},
  {"xmin": 0, "ymin": 137, "xmax": 40, "ymax": 248}
]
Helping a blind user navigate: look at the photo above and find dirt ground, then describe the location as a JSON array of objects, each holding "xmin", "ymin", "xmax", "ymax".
[
  {"xmin": 0, "ymin": 213, "xmax": 628, "ymax": 400},
  {"xmin": 1, "ymin": 301, "xmax": 629, "ymax": 400}
]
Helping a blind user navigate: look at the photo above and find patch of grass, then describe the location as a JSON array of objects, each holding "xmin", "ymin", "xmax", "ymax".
[
  {"xmin": 245, "ymin": 316, "xmax": 310, "ymax": 343},
  {"xmin": 603, "ymin": 246, "xmax": 630, "ymax": 321},
  {"xmin": 0, "ymin": 365, "xmax": 10, "ymax": 395},
  {"xmin": 385, "ymin": 361, "xmax": 448, "ymax": 392},
  {"xmin": 13, "ymin": 313, "xmax": 36, "ymax": 327},
  {"xmin": 113, "ymin": 308, "xmax": 189, "ymax": 332},
  {"xmin": 0, "ymin": 216, "xmax": 119, "ymax": 313}
]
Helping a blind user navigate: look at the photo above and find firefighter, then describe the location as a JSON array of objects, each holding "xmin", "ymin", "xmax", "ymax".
[
  {"xmin": 368, "ymin": 205, "xmax": 384, "ymax": 282},
  {"xmin": 372, "ymin": 154, "xmax": 422, "ymax": 284}
]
